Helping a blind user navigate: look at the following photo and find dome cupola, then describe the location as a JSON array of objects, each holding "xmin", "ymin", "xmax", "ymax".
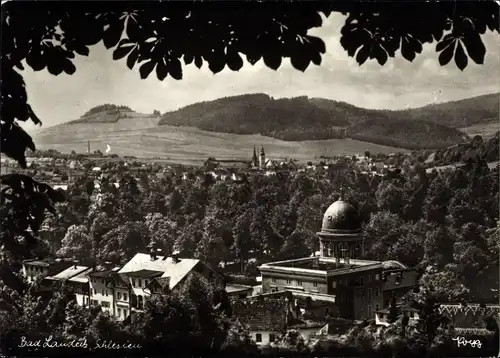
[{"xmin": 319, "ymin": 191, "xmax": 361, "ymax": 236}]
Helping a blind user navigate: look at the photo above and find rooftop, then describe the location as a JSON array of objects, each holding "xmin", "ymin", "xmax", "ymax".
[
  {"xmin": 22, "ymin": 258, "xmax": 57, "ymax": 267},
  {"xmin": 260, "ymin": 257, "xmax": 390, "ymax": 276},
  {"xmin": 89, "ymin": 269, "xmax": 116, "ymax": 278},
  {"xmin": 225, "ymin": 284, "xmax": 254, "ymax": 294},
  {"xmin": 46, "ymin": 265, "xmax": 91, "ymax": 281},
  {"xmin": 118, "ymin": 253, "xmax": 200, "ymax": 289}
]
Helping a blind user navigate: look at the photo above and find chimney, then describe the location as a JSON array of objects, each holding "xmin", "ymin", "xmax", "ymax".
[
  {"xmin": 171, "ymin": 250, "xmax": 180, "ymax": 263},
  {"xmin": 150, "ymin": 250, "xmax": 157, "ymax": 261}
]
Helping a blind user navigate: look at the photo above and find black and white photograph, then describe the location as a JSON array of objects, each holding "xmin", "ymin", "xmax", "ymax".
[{"xmin": 1, "ymin": 1, "xmax": 499, "ymax": 357}]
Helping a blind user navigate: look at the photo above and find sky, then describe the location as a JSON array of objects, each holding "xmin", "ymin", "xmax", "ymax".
[{"xmin": 20, "ymin": 13, "xmax": 500, "ymax": 131}]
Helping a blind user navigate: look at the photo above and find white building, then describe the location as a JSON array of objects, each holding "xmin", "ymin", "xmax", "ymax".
[
  {"xmin": 82, "ymin": 252, "xmax": 224, "ymax": 320},
  {"xmin": 88, "ymin": 267, "xmax": 120, "ymax": 316}
]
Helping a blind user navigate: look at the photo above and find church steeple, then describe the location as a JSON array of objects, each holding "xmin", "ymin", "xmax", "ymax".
[
  {"xmin": 259, "ymin": 146, "xmax": 266, "ymax": 169},
  {"xmin": 252, "ymin": 146, "xmax": 258, "ymax": 166}
]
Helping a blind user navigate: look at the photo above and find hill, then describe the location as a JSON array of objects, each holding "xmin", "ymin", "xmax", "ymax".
[
  {"xmin": 387, "ymin": 93, "xmax": 498, "ymax": 128},
  {"xmin": 158, "ymin": 93, "xmax": 471, "ymax": 149}
]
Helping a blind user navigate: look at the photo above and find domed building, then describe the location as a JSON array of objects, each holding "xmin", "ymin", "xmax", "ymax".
[{"xmin": 259, "ymin": 194, "xmax": 418, "ymax": 322}]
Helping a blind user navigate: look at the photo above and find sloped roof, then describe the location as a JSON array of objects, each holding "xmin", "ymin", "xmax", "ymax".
[
  {"xmin": 225, "ymin": 284, "xmax": 253, "ymax": 294},
  {"xmin": 89, "ymin": 269, "xmax": 115, "ymax": 278},
  {"xmin": 232, "ymin": 297, "xmax": 289, "ymax": 332},
  {"xmin": 118, "ymin": 253, "xmax": 200, "ymax": 289},
  {"xmin": 46, "ymin": 265, "xmax": 91, "ymax": 280}
]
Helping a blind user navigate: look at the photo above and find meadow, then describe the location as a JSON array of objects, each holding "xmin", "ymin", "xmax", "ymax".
[{"xmin": 32, "ymin": 119, "xmax": 408, "ymax": 165}]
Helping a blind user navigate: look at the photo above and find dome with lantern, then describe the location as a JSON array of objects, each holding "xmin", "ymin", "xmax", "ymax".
[{"xmin": 319, "ymin": 191, "xmax": 362, "ymax": 236}]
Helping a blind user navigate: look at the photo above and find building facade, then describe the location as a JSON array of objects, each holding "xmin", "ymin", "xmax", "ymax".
[{"xmin": 259, "ymin": 195, "xmax": 418, "ymax": 321}]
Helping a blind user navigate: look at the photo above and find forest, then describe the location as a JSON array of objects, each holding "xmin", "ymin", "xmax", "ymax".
[
  {"xmin": 0, "ymin": 151, "xmax": 499, "ymax": 356},
  {"xmin": 158, "ymin": 93, "xmax": 468, "ymax": 149}
]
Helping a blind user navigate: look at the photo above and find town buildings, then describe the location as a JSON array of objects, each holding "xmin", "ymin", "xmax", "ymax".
[
  {"xmin": 259, "ymin": 193, "xmax": 419, "ymax": 321},
  {"xmin": 22, "ymin": 251, "xmax": 224, "ymax": 322}
]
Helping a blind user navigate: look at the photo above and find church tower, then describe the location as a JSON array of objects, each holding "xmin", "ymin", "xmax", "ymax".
[
  {"xmin": 316, "ymin": 189, "xmax": 363, "ymax": 266},
  {"xmin": 252, "ymin": 146, "xmax": 258, "ymax": 167},
  {"xmin": 259, "ymin": 146, "xmax": 266, "ymax": 169}
]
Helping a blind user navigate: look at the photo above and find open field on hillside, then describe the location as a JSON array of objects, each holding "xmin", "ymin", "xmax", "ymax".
[
  {"xmin": 460, "ymin": 120, "xmax": 499, "ymax": 139},
  {"xmin": 32, "ymin": 123, "xmax": 408, "ymax": 165}
]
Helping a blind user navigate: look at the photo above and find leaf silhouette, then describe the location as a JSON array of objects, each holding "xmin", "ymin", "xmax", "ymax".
[
  {"xmin": 227, "ymin": 51, "xmax": 243, "ymax": 71},
  {"xmin": 168, "ymin": 58, "xmax": 183, "ymax": 80},
  {"xmin": 156, "ymin": 59, "xmax": 168, "ymax": 81},
  {"xmin": 103, "ymin": 20, "xmax": 125, "ymax": 49},
  {"xmin": 139, "ymin": 60, "xmax": 156, "ymax": 79},
  {"xmin": 438, "ymin": 39, "xmax": 455, "ymax": 66},
  {"xmin": 374, "ymin": 44, "xmax": 388, "ymax": 66},
  {"xmin": 454, "ymin": 41, "xmax": 468, "ymax": 71},
  {"xmin": 356, "ymin": 45, "xmax": 370, "ymax": 65},
  {"xmin": 194, "ymin": 56, "xmax": 203, "ymax": 69},
  {"xmin": 62, "ymin": 58, "xmax": 76, "ymax": 75},
  {"xmin": 263, "ymin": 54, "xmax": 282, "ymax": 70},
  {"xmin": 126, "ymin": 47, "xmax": 140, "ymax": 70},
  {"xmin": 184, "ymin": 54, "xmax": 194, "ymax": 65},
  {"xmin": 113, "ymin": 40, "xmax": 135, "ymax": 60},
  {"xmin": 25, "ymin": 50, "xmax": 46, "ymax": 71},
  {"xmin": 291, "ymin": 53, "xmax": 310, "ymax": 72},
  {"xmin": 462, "ymin": 31, "xmax": 485, "ymax": 65}
]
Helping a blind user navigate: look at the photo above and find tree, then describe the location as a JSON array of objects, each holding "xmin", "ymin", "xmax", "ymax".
[
  {"xmin": 222, "ymin": 320, "xmax": 258, "ymax": 354},
  {"xmin": 57, "ymin": 224, "xmax": 94, "ymax": 262},
  {"xmin": 411, "ymin": 266, "xmax": 469, "ymax": 344}
]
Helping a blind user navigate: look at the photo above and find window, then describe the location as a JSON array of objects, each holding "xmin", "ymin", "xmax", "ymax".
[
  {"xmin": 101, "ymin": 279, "xmax": 104, "ymax": 285},
  {"xmin": 132, "ymin": 279, "xmax": 136, "ymax": 287},
  {"xmin": 117, "ymin": 308, "xmax": 122, "ymax": 317},
  {"xmin": 297, "ymin": 280, "xmax": 302, "ymax": 286},
  {"xmin": 123, "ymin": 309, "xmax": 128, "ymax": 317},
  {"xmin": 138, "ymin": 279, "xmax": 142, "ymax": 287},
  {"xmin": 375, "ymin": 288, "xmax": 380, "ymax": 297},
  {"xmin": 138, "ymin": 296, "xmax": 143, "ymax": 308},
  {"xmin": 269, "ymin": 334, "xmax": 276, "ymax": 342},
  {"xmin": 359, "ymin": 277, "xmax": 364, "ymax": 285},
  {"xmin": 376, "ymin": 304, "xmax": 379, "ymax": 311},
  {"xmin": 106, "ymin": 289, "xmax": 109, "ymax": 296},
  {"xmin": 145, "ymin": 279, "xmax": 149, "ymax": 286},
  {"xmin": 367, "ymin": 288, "xmax": 372, "ymax": 300},
  {"xmin": 101, "ymin": 289, "xmax": 105, "ymax": 296},
  {"xmin": 255, "ymin": 333, "xmax": 262, "ymax": 343},
  {"xmin": 286, "ymin": 279, "xmax": 291, "ymax": 284},
  {"xmin": 368, "ymin": 305, "xmax": 372, "ymax": 317},
  {"xmin": 313, "ymin": 282, "xmax": 318, "ymax": 287},
  {"xmin": 325, "ymin": 307, "xmax": 330, "ymax": 315},
  {"xmin": 368, "ymin": 275, "xmax": 372, "ymax": 284},
  {"xmin": 101, "ymin": 301, "xmax": 110, "ymax": 308},
  {"xmin": 123, "ymin": 293, "xmax": 128, "ymax": 301},
  {"xmin": 271, "ymin": 277, "xmax": 276, "ymax": 283},
  {"xmin": 93, "ymin": 289, "xmax": 96, "ymax": 295},
  {"xmin": 332, "ymin": 281, "xmax": 337, "ymax": 289},
  {"xmin": 375, "ymin": 274, "xmax": 380, "ymax": 281},
  {"xmin": 117, "ymin": 292, "xmax": 122, "ymax": 300}
]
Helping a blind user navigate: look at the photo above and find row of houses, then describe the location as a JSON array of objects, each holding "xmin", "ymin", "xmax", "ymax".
[{"xmin": 23, "ymin": 251, "xmax": 224, "ymax": 321}]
